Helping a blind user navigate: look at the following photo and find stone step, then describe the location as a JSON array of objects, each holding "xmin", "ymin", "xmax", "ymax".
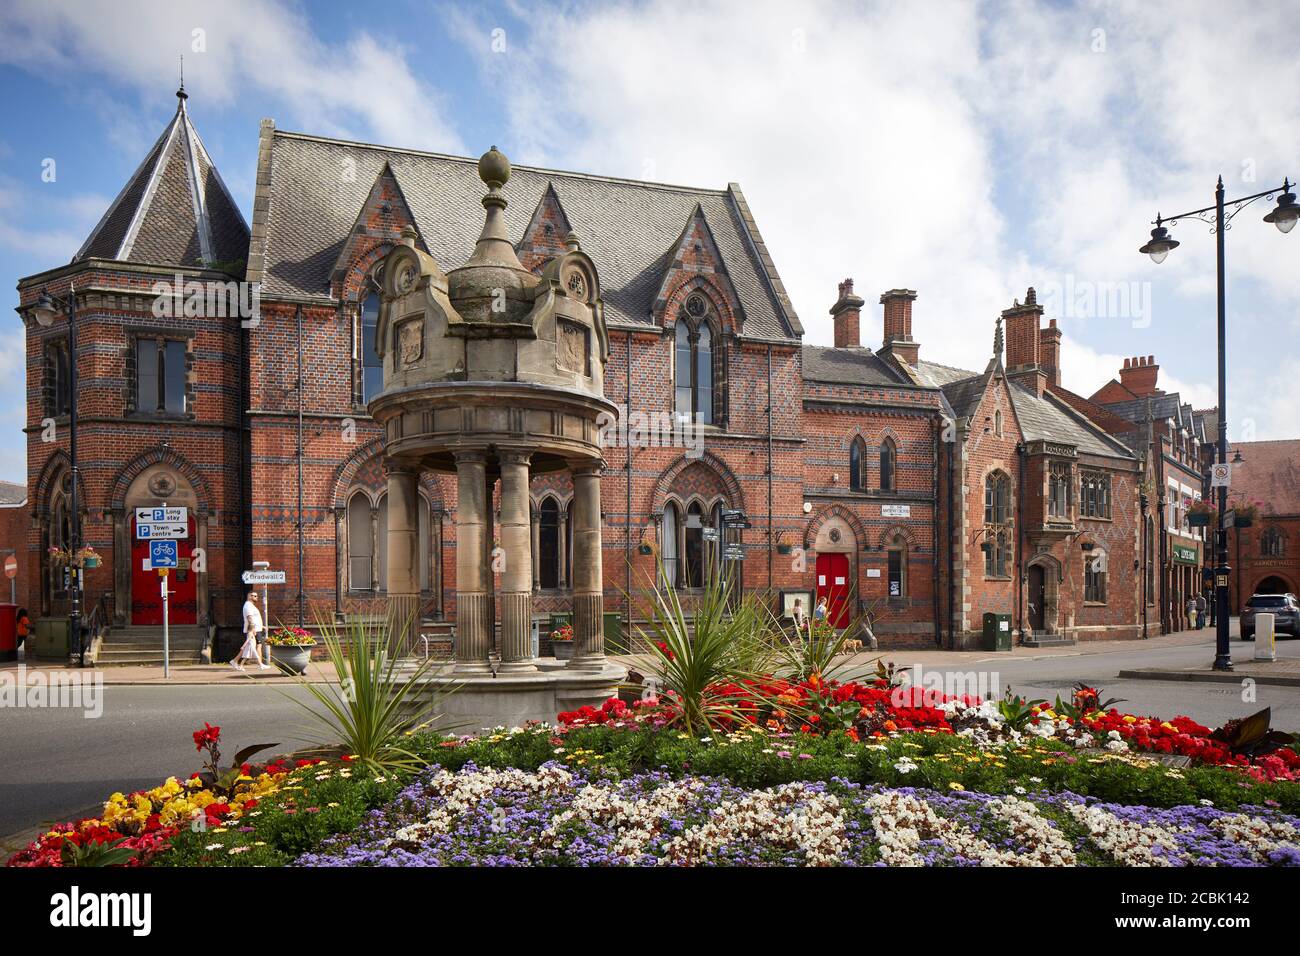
[
  {"xmin": 1021, "ymin": 635, "xmax": 1075, "ymax": 648},
  {"xmin": 96, "ymin": 654, "xmax": 205, "ymax": 667}
]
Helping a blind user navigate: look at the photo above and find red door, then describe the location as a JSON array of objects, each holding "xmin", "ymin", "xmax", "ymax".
[
  {"xmin": 815, "ymin": 552, "xmax": 851, "ymax": 628},
  {"xmin": 131, "ymin": 517, "xmax": 197, "ymax": 625}
]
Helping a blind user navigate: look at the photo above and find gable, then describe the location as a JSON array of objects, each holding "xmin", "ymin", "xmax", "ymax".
[
  {"xmin": 330, "ymin": 163, "xmax": 426, "ymax": 300},
  {"xmin": 516, "ymin": 183, "xmax": 573, "ymax": 272},
  {"xmin": 652, "ymin": 204, "xmax": 744, "ymax": 331}
]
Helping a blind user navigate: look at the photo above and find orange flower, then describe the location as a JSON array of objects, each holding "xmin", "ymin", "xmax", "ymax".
[{"xmin": 883, "ymin": 720, "xmax": 898, "ymax": 733}]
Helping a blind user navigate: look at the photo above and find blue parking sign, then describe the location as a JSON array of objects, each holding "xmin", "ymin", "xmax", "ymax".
[{"xmin": 149, "ymin": 539, "xmax": 178, "ymax": 569}]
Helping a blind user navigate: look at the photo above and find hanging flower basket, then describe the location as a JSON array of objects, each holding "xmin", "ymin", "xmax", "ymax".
[{"xmin": 1234, "ymin": 503, "xmax": 1259, "ymax": 528}]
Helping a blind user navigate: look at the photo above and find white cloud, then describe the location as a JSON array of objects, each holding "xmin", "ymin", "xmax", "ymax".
[{"xmin": 0, "ymin": 0, "xmax": 464, "ymax": 153}]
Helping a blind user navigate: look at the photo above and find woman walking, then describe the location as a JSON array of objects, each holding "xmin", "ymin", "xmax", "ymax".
[{"xmin": 232, "ymin": 591, "xmax": 268, "ymax": 671}]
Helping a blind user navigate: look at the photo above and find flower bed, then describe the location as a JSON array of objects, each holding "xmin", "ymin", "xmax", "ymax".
[
  {"xmin": 558, "ymin": 678, "xmax": 1300, "ymax": 782},
  {"xmin": 5, "ymin": 725, "xmax": 322, "ymax": 868},
  {"xmin": 294, "ymin": 761, "xmax": 1299, "ymax": 867}
]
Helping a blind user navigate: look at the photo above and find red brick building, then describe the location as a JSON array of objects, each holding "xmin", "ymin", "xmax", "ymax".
[
  {"xmin": 1223, "ymin": 439, "xmax": 1300, "ymax": 608},
  {"xmin": 16, "ymin": 93, "xmax": 1210, "ymax": 658}
]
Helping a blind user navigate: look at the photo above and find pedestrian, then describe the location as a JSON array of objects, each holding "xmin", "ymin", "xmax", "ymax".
[
  {"xmin": 14, "ymin": 607, "xmax": 30, "ymax": 660},
  {"xmin": 1186, "ymin": 595, "xmax": 1197, "ymax": 631},
  {"xmin": 813, "ymin": 596, "xmax": 829, "ymax": 632},
  {"xmin": 791, "ymin": 598, "xmax": 808, "ymax": 641},
  {"xmin": 1195, "ymin": 593, "xmax": 1207, "ymax": 630},
  {"xmin": 233, "ymin": 591, "xmax": 268, "ymax": 672}
]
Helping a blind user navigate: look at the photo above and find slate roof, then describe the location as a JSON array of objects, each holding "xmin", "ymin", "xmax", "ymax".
[
  {"xmin": 251, "ymin": 128, "xmax": 802, "ymax": 340},
  {"xmin": 1225, "ymin": 440, "xmax": 1300, "ymax": 515},
  {"xmin": 914, "ymin": 360, "xmax": 1132, "ymax": 459},
  {"xmin": 1098, "ymin": 393, "xmax": 1211, "ymax": 442},
  {"xmin": 0, "ymin": 481, "xmax": 26, "ymax": 506},
  {"xmin": 75, "ymin": 91, "xmax": 248, "ymax": 274},
  {"xmin": 801, "ymin": 345, "xmax": 909, "ymax": 386}
]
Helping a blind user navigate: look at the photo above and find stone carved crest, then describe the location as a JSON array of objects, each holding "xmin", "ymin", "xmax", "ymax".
[
  {"xmin": 394, "ymin": 262, "xmax": 417, "ymax": 294},
  {"xmin": 148, "ymin": 472, "xmax": 177, "ymax": 497},
  {"xmin": 557, "ymin": 320, "xmax": 588, "ymax": 375},
  {"xmin": 563, "ymin": 266, "xmax": 587, "ymax": 301},
  {"xmin": 397, "ymin": 319, "xmax": 424, "ymax": 367}
]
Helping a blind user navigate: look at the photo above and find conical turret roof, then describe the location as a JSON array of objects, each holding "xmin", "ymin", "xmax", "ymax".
[{"xmin": 74, "ymin": 86, "xmax": 249, "ymax": 275}]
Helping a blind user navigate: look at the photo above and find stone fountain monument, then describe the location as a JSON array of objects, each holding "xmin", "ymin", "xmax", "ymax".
[{"xmin": 369, "ymin": 146, "xmax": 626, "ymax": 727}]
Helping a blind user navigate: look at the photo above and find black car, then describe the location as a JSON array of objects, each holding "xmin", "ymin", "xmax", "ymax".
[{"xmin": 1241, "ymin": 593, "xmax": 1300, "ymax": 640}]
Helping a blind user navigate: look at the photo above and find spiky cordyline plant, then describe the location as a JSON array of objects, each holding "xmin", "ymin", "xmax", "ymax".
[
  {"xmin": 773, "ymin": 597, "xmax": 882, "ymax": 686},
  {"xmin": 278, "ymin": 615, "xmax": 460, "ymax": 774},
  {"xmin": 637, "ymin": 558, "xmax": 783, "ymax": 734}
]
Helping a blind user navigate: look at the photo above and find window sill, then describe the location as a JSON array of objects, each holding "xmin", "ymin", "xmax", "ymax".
[
  {"xmin": 983, "ymin": 575, "xmax": 1013, "ymax": 582},
  {"xmin": 126, "ymin": 411, "xmax": 195, "ymax": 423},
  {"xmin": 1083, "ymin": 601, "xmax": 1108, "ymax": 607}
]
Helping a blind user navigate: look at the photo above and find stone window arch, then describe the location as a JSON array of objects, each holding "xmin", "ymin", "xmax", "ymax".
[
  {"xmin": 346, "ymin": 491, "xmax": 376, "ymax": 591},
  {"xmin": 537, "ymin": 495, "xmax": 562, "ymax": 590},
  {"xmin": 886, "ymin": 532, "xmax": 907, "ymax": 599},
  {"xmin": 660, "ymin": 492, "xmax": 726, "ymax": 590},
  {"xmin": 1084, "ymin": 546, "xmax": 1108, "ymax": 604},
  {"xmin": 360, "ymin": 286, "xmax": 384, "ymax": 404},
  {"xmin": 673, "ymin": 292, "xmax": 724, "ymax": 426},
  {"xmin": 985, "ymin": 470, "xmax": 1012, "ymax": 525},
  {"xmin": 849, "ymin": 436, "xmax": 867, "ymax": 491},
  {"xmin": 879, "ymin": 437, "xmax": 897, "ymax": 492}
]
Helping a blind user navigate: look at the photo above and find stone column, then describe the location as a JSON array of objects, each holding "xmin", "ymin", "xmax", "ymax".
[
  {"xmin": 454, "ymin": 451, "xmax": 491, "ymax": 673},
  {"xmin": 569, "ymin": 460, "xmax": 605, "ymax": 669},
  {"xmin": 558, "ymin": 508, "xmax": 569, "ymax": 589},
  {"xmin": 385, "ymin": 463, "xmax": 421, "ymax": 654},
  {"xmin": 498, "ymin": 450, "xmax": 536, "ymax": 672}
]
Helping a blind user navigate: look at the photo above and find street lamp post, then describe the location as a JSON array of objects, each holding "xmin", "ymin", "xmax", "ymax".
[
  {"xmin": 31, "ymin": 285, "xmax": 84, "ymax": 668},
  {"xmin": 1140, "ymin": 176, "xmax": 1298, "ymax": 671}
]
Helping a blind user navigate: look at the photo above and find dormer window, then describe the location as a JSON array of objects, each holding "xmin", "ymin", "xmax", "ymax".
[
  {"xmin": 674, "ymin": 294, "xmax": 722, "ymax": 426},
  {"xmin": 361, "ymin": 291, "xmax": 383, "ymax": 404}
]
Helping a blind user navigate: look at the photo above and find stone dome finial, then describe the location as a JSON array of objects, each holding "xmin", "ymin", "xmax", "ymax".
[
  {"xmin": 564, "ymin": 231, "xmax": 582, "ymax": 252},
  {"xmin": 478, "ymin": 145, "xmax": 511, "ymax": 189}
]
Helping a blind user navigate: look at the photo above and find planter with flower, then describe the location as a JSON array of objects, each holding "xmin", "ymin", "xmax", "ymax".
[
  {"xmin": 1234, "ymin": 502, "xmax": 1259, "ymax": 528},
  {"xmin": 266, "ymin": 625, "xmax": 316, "ymax": 674},
  {"xmin": 550, "ymin": 623, "xmax": 575, "ymax": 660},
  {"xmin": 776, "ymin": 532, "xmax": 794, "ymax": 555},
  {"xmin": 48, "ymin": 545, "xmax": 100, "ymax": 569},
  {"xmin": 1187, "ymin": 500, "xmax": 1215, "ymax": 528}
]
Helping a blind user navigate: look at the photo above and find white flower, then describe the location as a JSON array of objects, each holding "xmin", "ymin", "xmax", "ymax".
[
  {"xmin": 1013, "ymin": 786, "xmax": 1027, "ymax": 795},
  {"xmin": 893, "ymin": 758, "xmax": 918, "ymax": 775},
  {"xmin": 1105, "ymin": 739, "xmax": 1129, "ymax": 753},
  {"xmin": 1108, "ymin": 730, "xmax": 1122, "ymax": 741}
]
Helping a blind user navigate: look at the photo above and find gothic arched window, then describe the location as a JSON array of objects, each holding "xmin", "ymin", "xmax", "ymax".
[
  {"xmin": 360, "ymin": 291, "xmax": 383, "ymax": 403},
  {"xmin": 661, "ymin": 502, "xmax": 679, "ymax": 588},
  {"xmin": 879, "ymin": 438, "xmax": 897, "ymax": 492},
  {"xmin": 850, "ymin": 437, "xmax": 866, "ymax": 491},
  {"xmin": 1262, "ymin": 527, "xmax": 1285, "ymax": 558},
  {"xmin": 984, "ymin": 471, "xmax": 1011, "ymax": 525},
  {"xmin": 347, "ymin": 492, "xmax": 374, "ymax": 591},
  {"xmin": 538, "ymin": 497, "xmax": 561, "ymax": 589},
  {"xmin": 673, "ymin": 294, "xmax": 722, "ymax": 426}
]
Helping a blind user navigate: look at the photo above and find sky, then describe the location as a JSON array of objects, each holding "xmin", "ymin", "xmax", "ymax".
[{"xmin": 1, "ymin": 0, "xmax": 1297, "ymax": 486}]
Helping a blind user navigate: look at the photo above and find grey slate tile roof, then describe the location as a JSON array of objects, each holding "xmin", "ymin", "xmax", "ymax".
[
  {"xmin": 1008, "ymin": 383, "xmax": 1134, "ymax": 458},
  {"xmin": 253, "ymin": 130, "xmax": 801, "ymax": 340},
  {"xmin": 916, "ymin": 361, "xmax": 1132, "ymax": 459},
  {"xmin": 801, "ymin": 345, "xmax": 909, "ymax": 386},
  {"xmin": 0, "ymin": 481, "xmax": 26, "ymax": 506},
  {"xmin": 75, "ymin": 97, "xmax": 249, "ymax": 274}
]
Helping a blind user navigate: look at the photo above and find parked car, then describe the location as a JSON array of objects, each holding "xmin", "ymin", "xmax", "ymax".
[{"xmin": 1241, "ymin": 593, "xmax": 1300, "ymax": 640}]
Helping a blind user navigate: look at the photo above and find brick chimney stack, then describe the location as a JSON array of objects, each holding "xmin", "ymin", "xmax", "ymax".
[
  {"xmin": 1003, "ymin": 287, "xmax": 1048, "ymax": 397},
  {"xmin": 830, "ymin": 277, "xmax": 865, "ymax": 349},
  {"xmin": 1119, "ymin": 355, "xmax": 1160, "ymax": 397},
  {"xmin": 879, "ymin": 288, "xmax": 920, "ymax": 366},
  {"xmin": 1039, "ymin": 317, "xmax": 1062, "ymax": 387}
]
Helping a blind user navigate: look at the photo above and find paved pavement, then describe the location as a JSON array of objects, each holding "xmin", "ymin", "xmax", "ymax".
[{"xmin": 2, "ymin": 620, "xmax": 1297, "ymax": 846}]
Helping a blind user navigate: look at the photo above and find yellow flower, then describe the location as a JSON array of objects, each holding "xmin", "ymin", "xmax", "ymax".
[{"xmin": 948, "ymin": 782, "xmax": 965, "ymax": 791}]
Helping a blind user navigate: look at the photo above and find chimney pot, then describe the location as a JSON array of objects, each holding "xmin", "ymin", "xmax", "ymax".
[{"xmin": 830, "ymin": 277, "xmax": 866, "ymax": 349}]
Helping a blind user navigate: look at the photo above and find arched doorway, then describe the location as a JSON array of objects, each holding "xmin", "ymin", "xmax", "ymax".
[
  {"xmin": 116, "ymin": 463, "xmax": 205, "ymax": 626},
  {"xmin": 1025, "ymin": 554, "xmax": 1061, "ymax": 637},
  {"xmin": 812, "ymin": 515, "xmax": 857, "ymax": 628},
  {"xmin": 1256, "ymin": 575, "xmax": 1294, "ymax": 596}
]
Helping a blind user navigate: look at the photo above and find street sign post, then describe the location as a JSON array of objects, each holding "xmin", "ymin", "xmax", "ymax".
[
  {"xmin": 135, "ymin": 506, "xmax": 188, "ymax": 524},
  {"xmin": 136, "ymin": 522, "xmax": 189, "ymax": 540},
  {"xmin": 244, "ymin": 562, "xmax": 281, "ymax": 665},
  {"xmin": 161, "ymin": 571, "xmax": 171, "ymax": 679},
  {"xmin": 148, "ymin": 539, "xmax": 179, "ymax": 569}
]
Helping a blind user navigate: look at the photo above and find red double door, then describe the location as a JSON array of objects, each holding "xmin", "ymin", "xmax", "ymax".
[
  {"xmin": 130, "ymin": 517, "xmax": 197, "ymax": 625},
  {"xmin": 814, "ymin": 552, "xmax": 852, "ymax": 628}
]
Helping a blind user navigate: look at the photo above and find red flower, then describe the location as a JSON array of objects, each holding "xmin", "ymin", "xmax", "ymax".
[{"xmin": 192, "ymin": 723, "xmax": 220, "ymax": 751}]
